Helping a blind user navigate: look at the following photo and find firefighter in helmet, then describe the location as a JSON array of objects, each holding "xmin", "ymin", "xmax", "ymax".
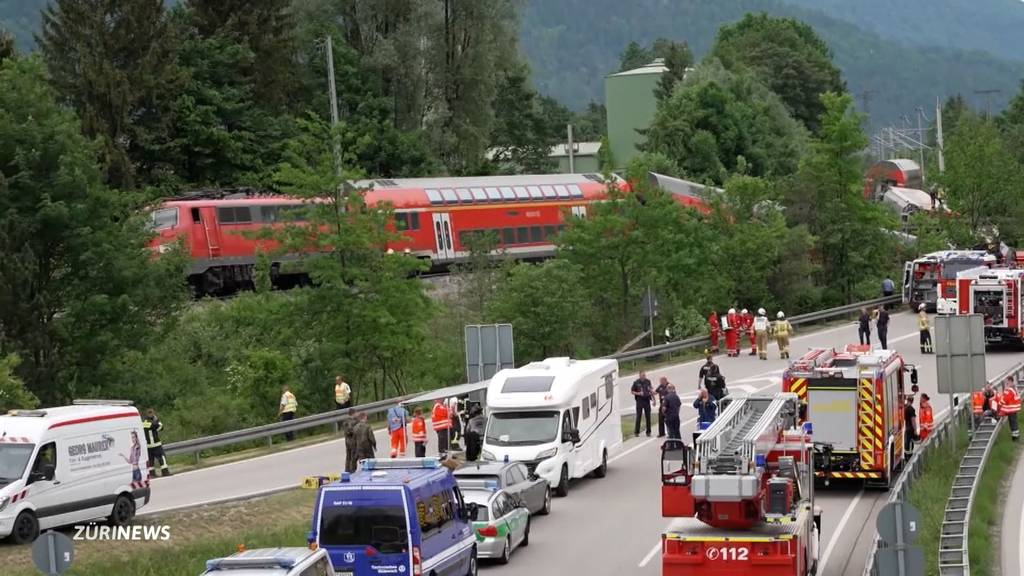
[
  {"xmin": 724, "ymin": 308, "xmax": 740, "ymax": 357},
  {"xmin": 754, "ymin": 308, "xmax": 770, "ymax": 360},
  {"xmin": 774, "ymin": 311, "xmax": 792, "ymax": 359}
]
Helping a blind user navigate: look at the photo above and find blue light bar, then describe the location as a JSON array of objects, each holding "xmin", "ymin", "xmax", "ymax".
[
  {"xmin": 803, "ymin": 422, "xmax": 813, "ymax": 435},
  {"xmin": 361, "ymin": 457, "xmax": 441, "ymax": 471},
  {"xmin": 755, "ymin": 454, "xmax": 766, "ymax": 468}
]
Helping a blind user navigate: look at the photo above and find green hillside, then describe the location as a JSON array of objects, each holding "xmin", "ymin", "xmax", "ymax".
[
  {"xmin": 782, "ymin": 0, "xmax": 1024, "ymax": 63},
  {"xmin": 0, "ymin": 0, "xmax": 42, "ymax": 49},
  {"xmin": 519, "ymin": 0, "xmax": 1023, "ymax": 126}
]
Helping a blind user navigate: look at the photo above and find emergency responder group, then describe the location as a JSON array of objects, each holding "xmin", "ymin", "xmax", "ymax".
[
  {"xmin": 708, "ymin": 308, "xmax": 792, "ymax": 360},
  {"xmin": 971, "ymin": 379, "xmax": 1021, "ymax": 441}
]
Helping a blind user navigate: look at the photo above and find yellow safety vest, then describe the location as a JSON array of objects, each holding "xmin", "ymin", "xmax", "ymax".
[
  {"xmin": 335, "ymin": 382, "xmax": 351, "ymax": 404},
  {"xmin": 918, "ymin": 312, "xmax": 929, "ymax": 331},
  {"xmin": 281, "ymin": 391, "xmax": 298, "ymax": 413},
  {"xmin": 774, "ymin": 320, "xmax": 791, "ymax": 336}
]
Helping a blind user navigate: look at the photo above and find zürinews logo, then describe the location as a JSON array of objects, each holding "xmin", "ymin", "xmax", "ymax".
[{"xmin": 73, "ymin": 525, "xmax": 171, "ymax": 541}]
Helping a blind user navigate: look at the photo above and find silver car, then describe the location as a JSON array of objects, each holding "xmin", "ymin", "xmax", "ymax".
[
  {"xmin": 463, "ymin": 488, "xmax": 530, "ymax": 564},
  {"xmin": 455, "ymin": 460, "xmax": 551, "ymax": 516}
]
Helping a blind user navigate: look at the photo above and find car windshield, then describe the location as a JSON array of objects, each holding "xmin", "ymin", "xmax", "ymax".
[
  {"xmin": 486, "ymin": 411, "xmax": 559, "ymax": 446},
  {"xmin": 0, "ymin": 444, "xmax": 34, "ymax": 483},
  {"xmin": 319, "ymin": 505, "xmax": 408, "ymax": 555}
]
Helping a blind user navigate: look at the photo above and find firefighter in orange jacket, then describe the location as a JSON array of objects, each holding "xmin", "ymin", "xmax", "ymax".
[
  {"xmin": 972, "ymin": 390, "xmax": 985, "ymax": 427},
  {"xmin": 741, "ymin": 309, "xmax": 756, "ymax": 356},
  {"xmin": 724, "ymin": 308, "xmax": 740, "ymax": 357},
  {"xmin": 431, "ymin": 399, "xmax": 452, "ymax": 455},
  {"xmin": 1000, "ymin": 379, "xmax": 1021, "ymax": 442},
  {"xmin": 918, "ymin": 394, "xmax": 934, "ymax": 441},
  {"xmin": 411, "ymin": 408, "xmax": 428, "ymax": 456},
  {"xmin": 708, "ymin": 311, "xmax": 721, "ymax": 353}
]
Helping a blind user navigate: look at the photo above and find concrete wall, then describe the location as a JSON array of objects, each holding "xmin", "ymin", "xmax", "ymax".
[{"xmin": 555, "ymin": 154, "xmax": 600, "ymax": 174}]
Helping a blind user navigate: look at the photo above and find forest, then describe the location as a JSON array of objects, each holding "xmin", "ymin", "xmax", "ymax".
[{"xmin": 3, "ymin": 2, "xmax": 1024, "ymax": 443}]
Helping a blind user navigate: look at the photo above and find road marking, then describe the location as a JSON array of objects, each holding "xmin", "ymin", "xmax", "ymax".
[
  {"xmin": 638, "ymin": 540, "xmax": 661, "ymax": 568},
  {"xmin": 609, "ymin": 436, "xmax": 659, "ymax": 463},
  {"xmin": 820, "ymin": 488, "xmax": 864, "ymax": 573}
]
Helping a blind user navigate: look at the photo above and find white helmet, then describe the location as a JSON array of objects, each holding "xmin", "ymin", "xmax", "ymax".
[
  {"xmin": 918, "ymin": 304, "xmax": 926, "ymax": 311},
  {"xmin": 758, "ymin": 308, "xmax": 766, "ymax": 315},
  {"xmin": 777, "ymin": 311, "xmax": 785, "ymax": 319},
  {"xmin": 728, "ymin": 308, "xmax": 736, "ymax": 314},
  {"xmin": 741, "ymin": 308, "xmax": 748, "ymax": 314}
]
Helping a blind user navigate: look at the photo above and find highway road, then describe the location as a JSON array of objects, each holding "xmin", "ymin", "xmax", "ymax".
[{"xmin": 142, "ymin": 310, "xmax": 1024, "ymax": 575}]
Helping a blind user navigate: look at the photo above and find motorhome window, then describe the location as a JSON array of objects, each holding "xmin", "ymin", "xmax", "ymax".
[
  {"xmin": 581, "ymin": 398, "xmax": 590, "ymax": 420},
  {"xmin": 568, "ymin": 408, "xmax": 578, "ymax": 430},
  {"xmin": 319, "ymin": 505, "xmax": 408, "ymax": 554},
  {"xmin": 0, "ymin": 444, "xmax": 35, "ymax": 483},
  {"xmin": 486, "ymin": 411, "xmax": 559, "ymax": 446},
  {"xmin": 149, "ymin": 208, "xmax": 178, "ymax": 231},
  {"xmin": 590, "ymin": 393, "xmax": 598, "ymax": 409},
  {"xmin": 500, "ymin": 376, "xmax": 555, "ymax": 393},
  {"xmin": 604, "ymin": 376, "xmax": 614, "ymax": 400}
]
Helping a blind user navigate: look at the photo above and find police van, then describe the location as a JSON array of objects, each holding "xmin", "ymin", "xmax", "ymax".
[
  {"xmin": 308, "ymin": 458, "xmax": 479, "ymax": 576},
  {"xmin": 0, "ymin": 400, "xmax": 150, "ymax": 544}
]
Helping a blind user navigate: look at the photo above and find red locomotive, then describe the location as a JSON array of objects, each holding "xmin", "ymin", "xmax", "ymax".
[{"xmin": 147, "ymin": 173, "xmax": 710, "ymax": 295}]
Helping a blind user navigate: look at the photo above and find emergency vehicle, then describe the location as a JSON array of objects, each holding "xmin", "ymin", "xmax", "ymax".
[
  {"xmin": 782, "ymin": 346, "xmax": 916, "ymax": 487},
  {"xmin": 902, "ymin": 250, "xmax": 996, "ymax": 313},
  {"xmin": 955, "ymin": 267, "xmax": 1024, "ymax": 346},
  {"xmin": 659, "ymin": 392, "xmax": 821, "ymax": 576}
]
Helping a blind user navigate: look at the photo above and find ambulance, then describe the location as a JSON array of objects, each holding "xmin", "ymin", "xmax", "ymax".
[{"xmin": 0, "ymin": 400, "xmax": 149, "ymax": 544}]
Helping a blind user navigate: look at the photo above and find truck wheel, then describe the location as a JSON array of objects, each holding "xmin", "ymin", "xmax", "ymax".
[
  {"xmin": 538, "ymin": 487, "xmax": 552, "ymax": 515},
  {"xmin": 593, "ymin": 449, "xmax": 608, "ymax": 478},
  {"xmin": 554, "ymin": 465, "xmax": 570, "ymax": 497},
  {"xmin": 108, "ymin": 494, "xmax": 135, "ymax": 526},
  {"xmin": 10, "ymin": 511, "xmax": 39, "ymax": 545}
]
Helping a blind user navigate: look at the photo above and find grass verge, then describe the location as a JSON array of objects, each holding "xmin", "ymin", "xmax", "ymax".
[
  {"xmin": 968, "ymin": 425, "xmax": 1022, "ymax": 576},
  {"xmin": 0, "ymin": 490, "xmax": 316, "ymax": 576},
  {"xmin": 907, "ymin": 426, "xmax": 969, "ymax": 575}
]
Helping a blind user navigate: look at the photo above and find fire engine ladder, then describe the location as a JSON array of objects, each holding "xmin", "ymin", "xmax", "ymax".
[{"xmin": 696, "ymin": 392, "xmax": 800, "ymax": 476}]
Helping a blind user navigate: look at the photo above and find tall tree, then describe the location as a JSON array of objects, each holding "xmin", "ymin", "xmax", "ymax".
[
  {"xmin": 618, "ymin": 40, "xmax": 650, "ymax": 72},
  {"xmin": 644, "ymin": 62, "xmax": 808, "ymax": 185},
  {"xmin": 710, "ymin": 13, "xmax": 845, "ymax": 133},
  {"xmin": 186, "ymin": 0, "xmax": 296, "ymax": 111},
  {"xmin": 784, "ymin": 92, "xmax": 895, "ymax": 303},
  {"xmin": 487, "ymin": 65, "xmax": 559, "ymax": 174},
  {"xmin": 0, "ymin": 27, "xmax": 13, "ymax": 62},
  {"xmin": 0, "ymin": 57, "xmax": 185, "ymax": 403},
  {"xmin": 654, "ymin": 41, "xmax": 693, "ymax": 103},
  {"xmin": 38, "ymin": 0, "xmax": 183, "ymax": 189}
]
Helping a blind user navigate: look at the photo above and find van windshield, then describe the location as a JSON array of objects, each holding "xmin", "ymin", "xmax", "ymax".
[
  {"xmin": 0, "ymin": 444, "xmax": 34, "ymax": 484},
  {"xmin": 486, "ymin": 411, "xmax": 559, "ymax": 446},
  {"xmin": 319, "ymin": 505, "xmax": 408, "ymax": 554}
]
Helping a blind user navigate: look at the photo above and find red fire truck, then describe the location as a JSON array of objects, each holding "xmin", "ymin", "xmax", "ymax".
[
  {"xmin": 660, "ymin": 392, "xmax": 821, "ymax": 576},
  {"xmin": 782, "ymin": 346, "xmax": 917, "ymax": 487},
  {"xmin": 902, "ymin": 250, "xmax": 997, "ymax": 313},
  {"xmin": 955, "ymin": 267, "xmax": 1024, "ymax": 346}
]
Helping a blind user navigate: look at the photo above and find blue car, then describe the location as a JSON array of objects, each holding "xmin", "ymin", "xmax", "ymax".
[{"xmin": 308, "ymin": 458, "xmax": 479, "ymax": 576}]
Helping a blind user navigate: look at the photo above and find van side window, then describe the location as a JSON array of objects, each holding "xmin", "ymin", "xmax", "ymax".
[
  {"xmin": 419, "ymin": 489, "xmax": 456, "ymax": 543},
  {"xmin": 30, "ymin": 442, "xmax": 57, "ymax": 481}
]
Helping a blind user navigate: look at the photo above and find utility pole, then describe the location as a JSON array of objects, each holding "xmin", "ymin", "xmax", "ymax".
[
  {"xmin": 916, "ymin": 107, "xmax": 926, "ymax": 186},
  {"xmin": 974, "ymin": 88, "xmax": 1001, "ymax": 117},
  {"xmin": 566, "ymin": 124, "xmax": 575, "ymax": 173},
  {"xmin": 936, "ymin": 97, "xmax": 946, "ymax": 174},
  {"xmin": 324, "ymin": 35, "xmax": 342, "ymax": 179}
]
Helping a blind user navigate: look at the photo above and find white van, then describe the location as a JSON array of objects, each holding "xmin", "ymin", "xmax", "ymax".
[
  {"xmin": 482, "ymin": 357, "xmax": 622, "ymax": 497},
  {"xmin": 0, "ymin": 400, "xmax": 150, "ymax": 544}
]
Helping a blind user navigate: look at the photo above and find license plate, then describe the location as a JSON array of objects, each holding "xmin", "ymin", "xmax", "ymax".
[{"xmin": 335, "ymin": 571, "xmax": 353, "ymax": 576}]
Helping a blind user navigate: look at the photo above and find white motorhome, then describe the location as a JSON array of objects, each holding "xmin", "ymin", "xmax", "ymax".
[
  {"xmin": 0, "ymin": 401, "xmax": 150, "ymax": 544},
  {"xmin": 482, "ymin": 357, "xmax": 622, "ymax": 497}
]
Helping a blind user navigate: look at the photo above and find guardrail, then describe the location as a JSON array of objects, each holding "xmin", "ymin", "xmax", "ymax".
[
  {"xmin": 165, "ymin": 294, "xmax": 902, "ymax": 463},
  {"xmin": 861, "ymin": 361, "xmax": 1024, "ymax": 576},
  {"xmin": 610, "ymin": 295, "xmax": 901, "ymax": 363}
]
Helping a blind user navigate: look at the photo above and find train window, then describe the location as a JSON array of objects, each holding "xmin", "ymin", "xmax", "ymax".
[
  {"xmin": 191, "ymin": 208, "xmax": 201, "ymax": 224},
  {"xmin": 516, "ymin": 227, "xmax": 529, "ymax": 243},
  {"xmin": 530, "ymin": 227, "xmax": 542, "ymax": 242},
  {"xmin": 500, "ymin": 187, "xmax": 516, "ymax": 200},
  {"xmin": 554, "ymin": 185, "xmax": 570, "ymax": 198},
  {"xmin": 217, "ymin": 206, "xmax": 252, "ymax": 224},
  {"xmin": 426, "ymin": 189, "xmax": 443, "ymax": 204},
  {"xmin": 540, "ymin": 185, "xmax": 556, "ymax": 198},
  {"xmin": 485, "ymin": 187, "xmax": 502, "ymax": 201},
  {"xmin": 513, "ymin": 187, "xmax": 529, "ymax": 200},
  {"xmin": 409, "ymin": 212, "xmax": 420, "ymax": 230},
  {"xmin": 502, "ymin": 228, "xmax": 516, "ymax": 245},
  {"xmin": 150, "ymin": 208, "xmax": 178, "ymax": 231},
  {"xmin": 527, "ymin": 186, "xmax": 543, "ymax": 199},
  {"xmin": 441, "ymin": 189, "xmax": 458, "ymax": 203},
  {"xmin": 568, "ymin": 185, "xmax": 584, "ymax": 198},
  {"xmin": 456, "ymin": 188, "xmax": 473, "ymax": 203},
  {"xmin": 544, "ymin": 225, "xmax": 557, "ymax": 239},
  {"xmin": 557, "ymin": 225, "xmax": 567, "ymax": 234},
  {"xmin": 395, "ymin": 213, "xmax": 409, "ymax": 231},
  {"xmin": 470, "ymin": 188, "xmax": 487, "ymax": 201},
  {"xmin": 458, "ymin": 230, "xmax": 470, "ymax": 247}
]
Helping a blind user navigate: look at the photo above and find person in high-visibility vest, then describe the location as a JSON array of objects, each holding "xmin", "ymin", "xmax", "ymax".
[
  {"xmin": 432, "ymin": 399, "xmax": 452, "ymax": 455},
  {"xmin": 918, "ymin": 305, "xmax": 933, "ymax": 353},
  {"xmin": 972, "ymin": 389, "xmax": 986, "ymax": 428},
  {"xmin": 773, "ymin": 311, "xmax": 792, "ymax": 359},
  {"xmin": 334, "ymin": 376, "xmax": 352, "ymax": 410},
  {"xmin": 143, "ymin": 408, "xmax": 172, "ymax": 477},
  {"xmin": 279, "ymin": 384, "xmax": 298, "ymax": 441},
  {"xmin": 741, "ymin": 309, "xmax": 756, "ymax": 356},
  {"xmin": 753, "ymin": 308, "xmax": 770, "ymax": 361},
  {"xmin": 411, "ymin": 408, "xmax": 428, "ymax": 457},
  {"xmin": 918, "ymin": 394, "xmax": 934, "ymax": 441},
  {"xmin": 1000, "ymin": 378, "xmax": 1021, "ymax": 441},
  {"xmin": 386, "ymin": 402, "xmax": 409, "ymax": 458}
]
